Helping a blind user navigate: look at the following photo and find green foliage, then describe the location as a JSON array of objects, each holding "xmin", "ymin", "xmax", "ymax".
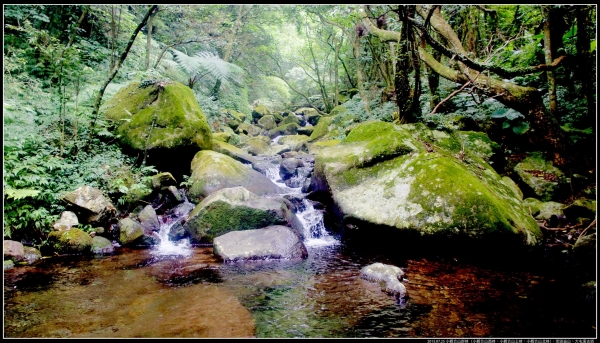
[{"xmin": 172, "ymin": 49, "xmax": 244, "ymax": 89}]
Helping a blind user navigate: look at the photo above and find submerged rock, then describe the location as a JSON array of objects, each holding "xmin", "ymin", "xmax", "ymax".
[
  {"xmin": 360, "ymin": 262, "xmax": 407, "ymax": 300},
  {"xmin": 213, "ymin": 225, "xmax": 308, "ymax": 262}
]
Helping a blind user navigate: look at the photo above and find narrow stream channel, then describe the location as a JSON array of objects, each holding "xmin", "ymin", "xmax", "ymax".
[{"xmin": 3, "ymin": 136, "xmax": 596, "ymax": 338}]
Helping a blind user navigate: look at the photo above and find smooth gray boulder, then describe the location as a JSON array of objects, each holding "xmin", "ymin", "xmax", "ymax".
[
  {"xmin": 61, "ymin": 186, "xmax": 116, "ymax": 224},
  {"xmin": 213, "ymin": 225, "xmax": 308, "ymax": 262}
]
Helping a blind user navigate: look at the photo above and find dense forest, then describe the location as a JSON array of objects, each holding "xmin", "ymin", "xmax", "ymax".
[{"xmin": 3, "ymin": 4, "xmax": 597, "ymax": 250}]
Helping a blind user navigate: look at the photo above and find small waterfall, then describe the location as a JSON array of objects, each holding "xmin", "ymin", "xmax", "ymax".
[
  {"xmin": 296, "ymin": 199, "xmax": 338, "ymax": 247},
  {"xmin": 151, "ymin": 194, "xmax": 194, "ymax": 257},
  {"xmin": 266, "ymin": 133, "xmax": 338, "ymax": 247}
]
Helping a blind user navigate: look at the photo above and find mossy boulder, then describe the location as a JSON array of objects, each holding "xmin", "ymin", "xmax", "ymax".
[
  {"xmin": 47, "ymin": 228, "xmax": 93, "ymax": 255},
  {"xmin": 257, "ymin": 115, "xmax": 277, "ymax": 130},
  {"xmin": 212, "ymin": 140, "xmax": 257, "ymax": 164},
  {"xmin": 252, "ymin": 104, "xmax": 270, "ymax": 121},
  {"xmin": 117, "ymin": 217, "xmax": 145, "ymax": 246},
  {"xmin": 563, "ymin": 199, "xmax": 597, "ymax": 221},
  {"xmin": 102, "ymin": 81, "xmax": 212, "ymax": 151},
  {"xmin": 298, "ymin": 124, "xmax": 314, "ymax": 136},
  {"xmin": 101, "ymin": 81, "xmax": 213, "ymax": 179},
  {"xmin": 243, "ymin": 137, "xmax": 273, "ymax": 156},
  {"xmin": 312, "ymin": 120, "xmax": 542, "ymax": 251},
  {"xmin": 187, "ymin": 150, "xmax": 283, "ymax": 201},
  {"xmin": 329, "ymin": 105, "xmax": 347, "ymax": 116},
  {"xmin": 514, "ymin": 152, "xmax": 569, "ymax": 201},
  {"xmin": 212, "ymin": 132, "xmax": 232, "ymax": 143},
  {"xmin": 151, "ymin": 172, "xmax": 177, "ymax": 190},
  {"xmin": 502, "ymin": 176, "xmax": 523, "ymax": 200},
  {"xmin": 308, "ymin": 115, "xmax": 336, "ymax": 142},
  {"xmin": 281, "ymin": 115, "xmax": 301, "ymax": 126},
  {"xmin": 90, "ymin": 236, "xmax": 115, "ymax": 255},
  {"xmin": 267, "ymin": 123, "xmax": 300, "ymax": 139},
  {"xmin": 184, "ymin": 187, "xmax": 303, "ymax": 243},
  {"xmin": 279, "ymin": 135, "xmax": 310, "ymax": 152}
]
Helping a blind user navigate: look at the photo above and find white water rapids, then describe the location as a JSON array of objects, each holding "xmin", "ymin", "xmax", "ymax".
[{"xmin": 152, "ymin": 135, "xmax": 337, "ymax": 256}]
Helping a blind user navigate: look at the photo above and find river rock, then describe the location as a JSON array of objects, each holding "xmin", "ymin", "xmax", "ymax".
[
  {"xmin": 279, "ymin": 135, "xmax": 310, "ymax": 152},
  {"xmin": 117, "ymin": 217, "xmax": 145, "ymax": 246},
  {"xmin": 151, "ymin": 172, "xmax": 177, "ymax": 190},
  {"xmin": 212, "ymin": 140, "xmax": 257, "ymax": 164},
  {"xmin": 52, "ymin": 211, "xmax": 79, "ymax": 231},
  {"xmin": 47, "ymin": 227, "xmax": 93, "ymax": 254},
  {"xmin": 61, "ymin": 186, "xmax": 116, "ymax": 225},
  {"xmin": 243, "ymin": 136, "xmax": 272, "ymax": 156},
  {"xmin": 563, "ymin": 199, "xmax": 596, "ymax": 221},
  {"xmin": 252, "ymin": 104, "xmax": 270, "ymax": 121},
  {"xmin": 360, "ymin": 262, "xmax": 407, "ymax": 300},
  {"xmin": 213, "ymin": 225, "xmax": 308, "ymax": 262},
  {"xmin": 257, "ymin": 115, "xmax": 277, "ymax": 130},
  {"xmin": 267, "ymin": 123, "xmax": 300, "ymax": 139},
  {"xmin": 184, "ymin": 186, "xmax": 303, "ymax": 243},
  {"xmin": 514, "ymin": 152, "xmax": 569, "ymax": 201},
  {"xmin": 137, "ymin": 205, "xmax": 160, "ymax": 233},
  {"xmin": 91, "ymin": 236, "xmax": 115, "ymax": 255},
  {"xmin": 280, "ymin": 158, "xmax": 304, "ymax": 180},
  {"xmin": 187, "ymin": 150, "xmax": 283, "ymax": 201},
  {"xmin": 311, "ymin": 121, "xmax": 542, "ymax": 250},
  {"xmin": 4, "ymin": 240, "xmax": 25, "ymax": 262}
]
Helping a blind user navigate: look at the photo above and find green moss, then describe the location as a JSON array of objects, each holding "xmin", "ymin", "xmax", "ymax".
[
  {"xmin": 103, "ymin": 81, "xmax": 212, "ymax": 151},
  {"xmin": 48, "ymin": 228, "xmax": 93, "ymax": 254},
  {"xmin": 309, "ymin": 116, "xmax": 335, "ymax": 141},
  {"xmin": 329, "ymin": 105, "xmax": 347, "ymax": 116},
  {"xmin": 267, "ymin": 122, "xmax": 300, "ymax": 138},
  {"xmin": 185, "ymin": 201, "xmax": 284, "ymax": 242},
  {"xmin": 281, "ymin": 115, "xmax": 300, "ymax": 125}
]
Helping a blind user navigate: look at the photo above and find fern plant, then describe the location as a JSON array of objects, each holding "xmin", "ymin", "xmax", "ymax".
[{"xmin": 171, "ymin": 49, "xmax": 243, "ymax": 91}]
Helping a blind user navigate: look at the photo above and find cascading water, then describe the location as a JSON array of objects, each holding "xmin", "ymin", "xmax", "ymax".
[
  {"xmin": 267, "ymin": 135, "xmax": 338, "ymax": 247},
  {"xmin": 151, "ymin": 194, "xmax": 194, "ymax": 257}
]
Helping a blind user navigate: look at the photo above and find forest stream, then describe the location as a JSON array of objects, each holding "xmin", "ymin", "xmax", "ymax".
[{"xmin": 3, "ymin": 135, "xmax": 596, "ymax": 338}]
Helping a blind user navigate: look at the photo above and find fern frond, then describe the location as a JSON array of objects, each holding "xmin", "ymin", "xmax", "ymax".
[{"xmin": 171, "ymin": 49, "xmax": 243, "ymax": 87}]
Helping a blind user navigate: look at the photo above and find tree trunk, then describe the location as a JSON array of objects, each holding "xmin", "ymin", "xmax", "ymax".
[
  {"xmin": 145, "ymin": 11, "xmax": 155, "ymax": 70},
  {"xmin": 575, "ymin": 5, "xmax": 595, "ymax": 132},
  {"xmin": 88, "ymin": 5, "xmax": 159, "ymax": 142},
  {"xmin": 361, "ymin": 5, "xmax": 570, "ymax": 166},
  {"xmin": 541, "ymin": 6, "xmax": 557, "ymax": 117}
]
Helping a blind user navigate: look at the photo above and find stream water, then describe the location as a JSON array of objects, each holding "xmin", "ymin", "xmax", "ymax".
[{"xmin": 3, "ymin": 137, "xmax": 597, "ymax": 338}]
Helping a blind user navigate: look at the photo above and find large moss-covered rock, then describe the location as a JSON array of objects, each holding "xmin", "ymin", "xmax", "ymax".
[
  {"xmin": 312, "ymin": 121, "xmax": 542, "ymax": 250},
  {"xmin": 242, "ymin": 137, "xmax": 273, "ymax": 156},
  {"xmin": 257, "ymin": 115, "xmax": 277, "ymax": 130},
  {"xmin": 102, "ymin": 81, "xmax": 212, "ymax": 151},
  {"xmin": 101, "ymin": 81, "xmax": 213, "ymax": 179},
  {"xmin": 184, "ymin": 187, "xmax": 303, "ymax": 243},
  {"xmin": 48, "ymin": 228, "xmax": 93, "ymax": 254},
  {"xmin": 514, "ymin": 152, "xmax": 569, "ymax": 201},
  {"xmin": 188, "ymin": 150, "xmax": 283, "ymax": 201}
]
